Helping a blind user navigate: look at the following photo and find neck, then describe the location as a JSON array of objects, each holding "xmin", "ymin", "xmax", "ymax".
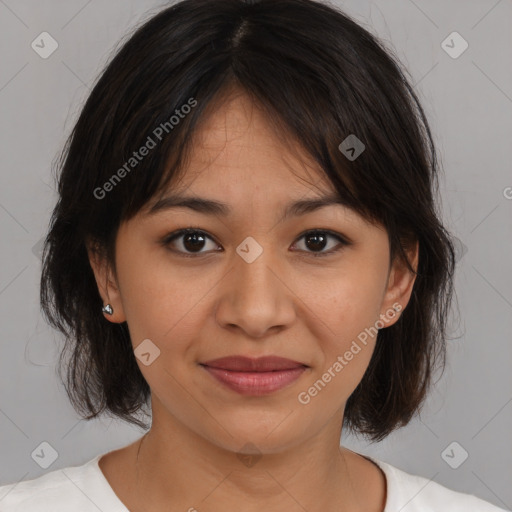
[{"xmin": 131, "ymin": 416, "xmax": 366, "ymax": 512}]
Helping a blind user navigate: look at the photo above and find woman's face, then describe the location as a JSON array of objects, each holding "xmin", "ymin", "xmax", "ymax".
[{"xmin": 89, "ymin": 91, "xmax": 417, "ymax": 454}]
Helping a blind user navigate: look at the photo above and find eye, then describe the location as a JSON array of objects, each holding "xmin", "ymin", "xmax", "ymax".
[
  {"xmin": 291, "ymin": 229, "xmax": 350, "ymax": 258},
  {"xmin": 162, "ymin": 228, "xmax": 220, "ymax": 257},
  {"xmin": 161, "ymin": 228, "xmax": 351, "ymax": 258}
]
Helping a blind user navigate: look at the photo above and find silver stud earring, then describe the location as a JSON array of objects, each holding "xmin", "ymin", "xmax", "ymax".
[{"xmin": 102, "ymin": 304, "xmax": 114, "ymax": 315}]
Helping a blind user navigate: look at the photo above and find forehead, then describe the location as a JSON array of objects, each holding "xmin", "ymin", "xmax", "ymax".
[
  {"xmin": 166, "ymin": 90, "xmax": 333, "ymax": 197},
  {"xmin": 137, "ymin": 89, "xmax": 376, "ymax": 232}
]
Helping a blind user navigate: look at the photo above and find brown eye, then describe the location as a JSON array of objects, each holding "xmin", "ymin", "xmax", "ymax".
[
  {"xmin": 162, "ymin": 228, "xmax": 351, "ymax": 259},
  {"xmin": 292, "ymin": 230, "xmax": 350, "ymax": 258},
  {"xmin": 180, "ymin": 231, "xmax": 207, "ymax": 252},
  {"xmin": 164, "ymin": 229, "xmax": 220, "ymax": 256},
  {"xmin": 304, "ymin": 232, "xmax": 329, "ymax": 251}
]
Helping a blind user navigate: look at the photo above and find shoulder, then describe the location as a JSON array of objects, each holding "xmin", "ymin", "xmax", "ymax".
[
  {"xmin": 0, "ymin": 454, "xmax": 123, "ymax": 512},
  {"xmin": 370, "ymin": 457, "xmax": 508, "ymax": 512}
]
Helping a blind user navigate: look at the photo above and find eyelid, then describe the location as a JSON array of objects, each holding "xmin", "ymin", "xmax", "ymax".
[{"xmin": 294, "ymin": 228, "xmax": 352, "ymax": 246}]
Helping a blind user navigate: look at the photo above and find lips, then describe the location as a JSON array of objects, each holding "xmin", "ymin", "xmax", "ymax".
[
  {"xmin": 201, "ymin": 355, "xmax": 307, "ymax": 372},
  {"xmin": 200, "ymin": 356, "xmax": 308, "ymax": 395}
]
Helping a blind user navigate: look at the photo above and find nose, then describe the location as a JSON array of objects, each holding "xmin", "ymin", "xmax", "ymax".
[{"xmin": 214, "ymin": 244, "xmax": 296, "ymax": 338}]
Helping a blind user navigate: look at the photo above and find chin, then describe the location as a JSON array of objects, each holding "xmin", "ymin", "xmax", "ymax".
[{"xmin": 202, "ymin": 415, "xmax": 308, "ymax": 456}]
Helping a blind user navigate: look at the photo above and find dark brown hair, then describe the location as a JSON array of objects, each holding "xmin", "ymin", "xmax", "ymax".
[{"xmin": 40, "ymin": 0, "xmax": 456, "ymax": 442}]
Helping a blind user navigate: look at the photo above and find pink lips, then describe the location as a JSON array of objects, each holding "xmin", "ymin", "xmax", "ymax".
[{"xmin": 200, "ymin": 356, "xmax": 308, "ymax": 395}]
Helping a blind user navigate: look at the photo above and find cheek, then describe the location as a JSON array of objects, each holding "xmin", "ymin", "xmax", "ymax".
[
  {"xmin": 297, "ymin": 292, "xmax": 380, "ymax": 411},
  {"xmin": 115, "ymin": 248, "xmax": 170, "ymax": 335},
  {"xmin": 297, "ymin": 262, "xmax": 385, "ymax": 345},
  {"xmin": 294, "ymin": 261, "xmax": 385, "ymax": 397},
  {"xmin": 116, "ymin": 246, "xmax": 223, "ymax": 358}
]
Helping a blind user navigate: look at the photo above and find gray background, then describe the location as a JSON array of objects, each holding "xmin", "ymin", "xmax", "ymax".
[{"xmin": 0, "ymin": 0, "xmax": 511, "ymax": 509}]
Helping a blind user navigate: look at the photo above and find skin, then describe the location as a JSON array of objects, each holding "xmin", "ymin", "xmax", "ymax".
[{"xmin": 88, "ymin": 89, "xmax": 418, "ymax": 512}]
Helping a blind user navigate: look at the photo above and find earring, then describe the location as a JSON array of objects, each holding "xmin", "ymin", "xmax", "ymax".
[{"xmin": 102, "ymin": 304, "xmax": 114, "ymax": 315}]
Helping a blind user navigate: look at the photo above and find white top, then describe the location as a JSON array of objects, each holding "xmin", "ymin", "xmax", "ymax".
[{"xmin": 0, "ymin": 452, "xmax": 507, "ymax": 511}]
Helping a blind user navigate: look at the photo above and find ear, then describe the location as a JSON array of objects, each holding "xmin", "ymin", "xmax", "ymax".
[
  {"xmin": 379, "ymin": 239, "xmax": 419, "ymax": 327},
  {"xmin": 86, "ymin": 238, "xmax": 127, "ymax": 323}
]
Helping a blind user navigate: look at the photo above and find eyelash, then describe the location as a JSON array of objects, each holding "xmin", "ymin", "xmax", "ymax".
[{"xmin": 161, "ymin": 227, "xmax": 352, "ymax": 259}]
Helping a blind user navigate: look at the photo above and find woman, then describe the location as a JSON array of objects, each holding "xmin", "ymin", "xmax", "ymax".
[{"xmin": 0, "ymin": 0, "xmax": 506, "ymax": 510}]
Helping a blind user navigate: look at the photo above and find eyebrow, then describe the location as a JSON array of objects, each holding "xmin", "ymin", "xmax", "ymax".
[{"xmin": 147, "ymin": 192, "xmax": 351, "ymax": 222}]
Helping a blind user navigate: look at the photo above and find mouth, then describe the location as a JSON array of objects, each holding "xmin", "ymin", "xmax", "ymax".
[
  {"xmin": 200, "ymin": 355, "xmax": 309, "ymax": 396},
  {"xmin": 201, "ymin": 355, "xmax": 308, "ymax": 372}
]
